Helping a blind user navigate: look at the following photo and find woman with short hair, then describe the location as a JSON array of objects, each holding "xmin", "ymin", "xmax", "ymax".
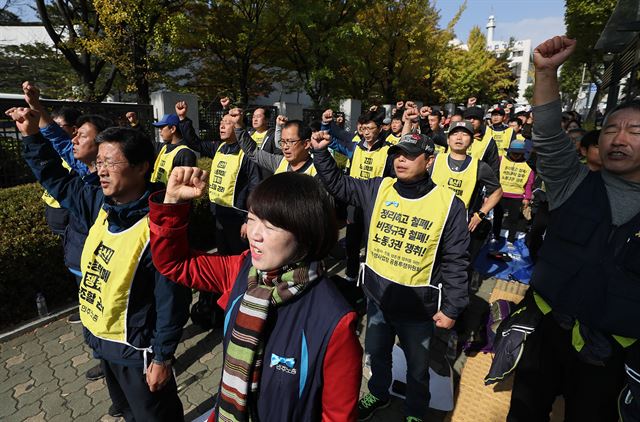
[{"xmin": 148, "ymin": 170, "xmax": 362, "ymax": 422}]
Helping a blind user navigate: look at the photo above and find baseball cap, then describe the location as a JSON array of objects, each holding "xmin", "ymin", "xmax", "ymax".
[
  {"xmin": 463, "ymin": 107, "xmax": 484, "ymax": 120},
  {"xmin": 491, "ymin": 107, "xmax": 506, "ymax": 116},
  {"xmin": 448, "ymin": 121, "xmax": 474, "ymax": 137},
  {"xmin": 507, "ymin": 139, "xmax": 527, "ymax": 153},
  {"xmin": 382, "ymin": 117, "xmax": 392, "ymax": 125},
  {"xmin": 388, "ymin": 133, "xmax": 435, "ymax": 156},
  {"xmin": 152, "ymin": 114, "xmax": 180, "ymax": 127}
]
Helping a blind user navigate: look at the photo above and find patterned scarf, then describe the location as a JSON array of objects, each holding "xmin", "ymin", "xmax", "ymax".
[{"xmin": 217, "ymin": 261, "xmax": 323, "ymax": 422}]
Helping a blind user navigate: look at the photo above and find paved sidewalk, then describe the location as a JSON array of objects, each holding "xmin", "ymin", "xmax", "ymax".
[{"xmin": 0, "ymin": 264, "xmax": 496, "ymax": 422}]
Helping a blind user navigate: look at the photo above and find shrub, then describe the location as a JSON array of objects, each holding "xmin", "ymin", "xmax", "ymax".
[{"xmin": 0, "ymin": 183, "xmax": 76, "ymax": 329}]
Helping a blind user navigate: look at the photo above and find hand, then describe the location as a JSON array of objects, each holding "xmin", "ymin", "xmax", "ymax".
[
  {"xmin": 220, "ymin": 97, "xmax": 230, "ymax": 109},
  {"xmin": 175, "ymin": 101, "xmax": 188, "ymax": 120},
  {"xmin": 468, "ymin": 213, "xmax": 482, "ymax": 232},
  {"xmin": 403, "ymin": 107, "xmax": 419, "ymax": 123},
  {"xmin": 522, "ymin": 199, "xmax": 530, "ymax": 207},
  {"xmin": 310, "ymin": 130, "xmax": 331, "ymax": 150},
  {"xmin": 369, "ymin": 105, "xmax": 378, "ymax": 112},
  {"xmin": 467, "ymin": 97, "xmax": 477, "ymax": 107},
  {"xmin": 5, "ymin": 107, "xmax": 40, "ymax": 136},
  {"xmin": 419, "ymin": 106, "xmax": 430, "ymax": 118},
  {"xmin": 322, "ymin": 109, "xmax": 333, "ymax": 124},
  {"xmin": 22, "ymin": 81, "xmax": 41, "ymax": 109},
  {"xmin": 240, "ymin": 223, "xmax": 247, "ymax": 239},
  {"xmin": 336, "ymin": 115, "xmax": 344, "ymax": 124},
  {"xmin": 276, "ymin": 114, "xmax": 288, "ymax": 126},
  {"xmin": 533, "ymin": 36, "xmax": 576, "ymax": 72},
  {"xmin": 146, "ymin": 361, "xmax": 172, "ymax": 392},
  {"xmin": 228, "ymin": 107, "xmax": 244, "ymax": 128},
  {"xmin": 126, "ymin": 111, "xmax": 138, "ymax": 125},
  {"xmin": 433, "ymin": 311, "xmax": 456, "ymax": 329},
  {"xmin": 405, "ymin": 100, "xmax": 416, "ymax": 109},
  {"xmin": 165, "ymin": 167, "xmax": 208, "ymax": 204},
  {"xmin": 396, "ymin": 101, "xmax": 404, "ymax": 109}
]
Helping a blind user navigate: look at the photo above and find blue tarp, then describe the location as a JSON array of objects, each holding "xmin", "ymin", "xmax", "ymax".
[{"xmin": 473, "ymin": 236, "xmax": 534, "ymax": 284}]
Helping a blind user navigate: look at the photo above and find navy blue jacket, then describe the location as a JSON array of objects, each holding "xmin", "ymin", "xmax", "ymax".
[{"xmin": 22, "ymin": 132, "xmax": 191, "ymax": 365}]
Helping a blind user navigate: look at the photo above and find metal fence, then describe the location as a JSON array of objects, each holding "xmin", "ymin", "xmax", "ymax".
[{"xmin": 0, "ymin": 99, "xmax": 153, "ymax": 188}]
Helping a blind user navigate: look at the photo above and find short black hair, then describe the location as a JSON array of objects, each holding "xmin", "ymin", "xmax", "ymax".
[
  {"xmin": 253, "ymin": 107, "xmax": 271, "ymax": 119},
  {"xmin": 603, "ymin": 99, "xmax": 640, "ymax": 127},
  {"xmin": 308, "ymin": 120, "xmax": 322, "ymax": 132},
  {"xmin": 76, "ymin": 114, "xmax": 113, "ymax": 134},
  {"xmin": 508, "ymin": 117, "xmax": 522, "ymax": 126},
  {"xmin": 248, "ymin": 173, "xmax": 338, "ymax": 262},
  {"xmin": 96, "ymin": 128, "xmax": 155, "ymax": 180},
  {"xmin": 51, "ymin": 107, "xmax": 82, "ymax": 127},
  {"xmin": 361, "ymin": 110, "xmax": 384, "ymax": 127},
  {"xmin": 391, "ymin": 112, "xmax": 403, "ymax": 122},
  {"xmin": 580, "ymin": 130, "xmax": 600, "ymax": 149},
  {"xmin": 283, "ymin": 120, "xmax": 312, "ymax": 141}
]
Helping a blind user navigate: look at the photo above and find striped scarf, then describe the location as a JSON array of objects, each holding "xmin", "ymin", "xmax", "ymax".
[{"xmin": 217, "ymin": 261, "xmax": 322, "ymax": 422}]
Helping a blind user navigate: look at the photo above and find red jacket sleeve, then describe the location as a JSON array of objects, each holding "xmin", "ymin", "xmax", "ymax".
[
  {"xmin": 322, "ymin": 311, "xmax": 363, "ymax": 422},
  {"xmin": 148, "ymin": 192, "xmax": 249, "ymax": 309}
]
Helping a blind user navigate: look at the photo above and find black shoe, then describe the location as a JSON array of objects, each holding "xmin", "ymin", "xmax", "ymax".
[
  {"xmin": 67, "ymin": 312, "xmax": 81, "ymax": 324},
  {"xmin": 86, "ymin": 363, "xmax": 104, "ymax": 381},
  {"xmin": 108, "ymin": 404, "xmax": 123, "ymax": 418},
  {"xmin": 358, "ymin": 393, "xmax": 390, "ymax": 421}
]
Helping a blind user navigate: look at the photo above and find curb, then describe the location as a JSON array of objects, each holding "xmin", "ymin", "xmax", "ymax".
[{"xmin": 0, "ymin": 305, "xmax": 77, "ymax": 343}]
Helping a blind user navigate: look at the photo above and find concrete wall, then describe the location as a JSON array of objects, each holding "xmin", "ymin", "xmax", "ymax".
[{"xmin": 150, "ymin": 91, "xmax": 199, "ymax": 137}]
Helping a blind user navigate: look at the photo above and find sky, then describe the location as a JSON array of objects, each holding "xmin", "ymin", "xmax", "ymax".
[
  {"xmin": 435, "ymin": 0, "xmax": 567, "ymax": 48},
  {"xmin": 11, "ymin": 0, "xmax": 567, "ymax": 49}
]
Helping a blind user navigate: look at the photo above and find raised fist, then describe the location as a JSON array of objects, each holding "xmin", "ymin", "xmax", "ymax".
[
  {"xmin": 22, "ymin": 81, "xmax": 40, "ymax": 108},
  {"xmin": 533, "ymin": 36, "xmax": 576, "ymax": 72},
  {"xmin": 322, "ymin": 109, "xmax": 333, "ymax": 124},
  {"xmin": 228, "ymin": 107, "xmax": 244, "ymax": 128},
  {"xmin": 165, "ymin": 167, "xmax": 209, "ymax": 204},
  {"xmin": 403, "ymin": 107, "xmax": 419, "ymax": 124},
  {"xmin": 5, "ymin": 107, "xmax": 40, "ymax": 136},
  {"xmin": 467, "ymin": 97, "xmax": 477, "ymax": 107},
  {"xmin": 405, "ymin": 100, "xmax": 416, "ymax": 109},
  {"xmin": 419, "ymin": 106, "xmax": 431, "ymax": 118},
  {"xmin": 369, "ymin": 105, "xmax": 378, "ymax": 112},
  {"xmin": 175, "ymin": 101, "xmax": 188, "ymax": 119},
  {"xmin": 220, "ymin": 97, "xmax": 230, "ymax": 109},
  {"xmin": 310, "ymin": 130, "xmax": 332, "ymax": 150},
  {"xmin": 276, "ymin": 115, "xmax": 288, "ymax": 126},
  {"xmin": 396, "ymin": 101, "xmax": 404, "ymax": 109}
]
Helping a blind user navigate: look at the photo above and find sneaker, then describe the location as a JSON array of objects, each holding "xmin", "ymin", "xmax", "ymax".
[
  {"xmin": 108, "ymin": 404, "xmax": 123, "ymax": 418},
  {"xmin": 358, "ymin": 393, "xmax": 390, "ymax": 421},
  {"xmin": 406, "ymin": 417, "xmax": 423, "ymax": 422},
  {"xmin": 67, "ymin": 312, "xmax": 81, "ymax": 324},
  {"xmin": 86, "ymin": 363, "xmax": 104, "ymax": 381}
]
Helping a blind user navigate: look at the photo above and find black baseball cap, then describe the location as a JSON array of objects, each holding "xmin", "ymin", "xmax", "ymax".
[
  {"xmin": 388, "ymin": 133, "xmax": 435, "ymax": 156},
  {"xmin": 463, "ymin": 107, "xmax": 484, "ymax": 120},
  {"xmin": 448, "ymin": 121, "xmax": 474, "ymax": 137}
]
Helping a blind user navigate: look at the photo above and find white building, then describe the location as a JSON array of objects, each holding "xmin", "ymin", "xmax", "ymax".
[
  {"xmin": 485, "ymin": 15, "xmax": 533, "ymax": 104},
  {"xmin": 0, "ymin": 24, "xmax": 54, "ymax": 47}
]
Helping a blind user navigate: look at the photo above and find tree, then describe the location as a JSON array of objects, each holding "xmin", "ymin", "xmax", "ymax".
[
  {"xmin": 35, "ymin": 0, "xmax": 118, "ymax": 102},
  {"xmin": 559, "ymin": 62, "xmax": 583, "ymax": 109},
  {"xmin": 432, "ymin": 27, "xmax": 517, "ymax": 104},
  {"xmin": 523, "ymin": 84, "xmax": 534, "ymax": 104},
  {"xmin": 81, "ymin": 0, "xmax": 187, "ymax": 104}
]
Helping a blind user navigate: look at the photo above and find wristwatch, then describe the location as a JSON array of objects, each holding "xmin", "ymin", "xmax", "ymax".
[
  {"xmin": 152, "ymin": 359, "xmax": 173, "ymax": 367},
  {"xmin": 476, "ymin": 211, "xmax": 486, "ymax": 219}
]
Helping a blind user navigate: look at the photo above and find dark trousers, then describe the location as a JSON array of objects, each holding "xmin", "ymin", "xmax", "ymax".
[
  {"xmin": 345, "ymin": 206, "xmax": 365, "ymax": 278},
  {"xmin": 102, "ymin": 360, "xmax": 184, "ymax": 422},
  {"xmin": 526, "ymin": 201, "xmax": 549, "ymax": 263},
  {"xmin": 508, "ymin": 314, "xmax": 624, "ymax": 422},
  {"xmin": 493, "ymin": 197, "xmax": 523, "ymax": 243},
  {"xmin": 215, "ymin": 214, "xmax": 248, "ymax": 255},
  {"xmin": 366, "ymin": 301, "xmax": 434, "ymax": 418}
]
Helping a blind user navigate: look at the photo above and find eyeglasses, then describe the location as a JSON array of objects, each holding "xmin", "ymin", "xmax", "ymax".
[
  {"xmin": 93, "ymin": 160, "xmax": 128, "ymax": 170},
  {"xmin": 361, "ymin": 125, "xmax": 378, "ymax": 132},
  {"xmin": 279, "ymin": 139, "xmax": 301, "ymax": 148}
]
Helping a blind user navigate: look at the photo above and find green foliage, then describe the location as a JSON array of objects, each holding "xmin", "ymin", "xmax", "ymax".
[
  {"xmin": 523, "ymin": 84, "xmax": 534, "ymax": 104},
  {"xmin": 559, "ymin": 62, "xmax": 584, "ymax": 108},
  {"xmin": 0, "ymin": 183, "xmax": 76, "ymax": 329}
]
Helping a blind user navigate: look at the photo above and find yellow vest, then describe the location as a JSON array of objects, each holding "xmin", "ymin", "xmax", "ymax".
[
  {"xmin": 516, "ymin": 133, "xmax": 525, "ymax": 141},
  {"xmin": 385, "ymin": 133, "xmax": 401, "ymax": 145},
  {"xmin": 79, "ymin": 208, "xmax": 150, "ymax": 344},
  {"xmin": 431, "ymin": 153, "xmax": 479, "ymax": 209},
  {"xmin": 42, "ymin": 160, "xmax": 72, "ymax": 208},
  {"xmin": 251, "ymin": 130, "xmax": 267, "ymax": 148},
  {"xmin": 151, "ymin": 144, "xmax": 190, "ymax": 185},
  {"xmin": 274, "ymin": 157, "xmax": 317, "ymax": 176},
  {"xmin": 486, "ymin": 126, "xmax": 514, "ymax": 157},
  {"xmin": 434, "ymin": 144, "xmax": 446, "ymax": 154},
  {"xmin": 209, "ymin": 144, "xmax": 245, "ymax": 209},
  {"xmin": 467, "ymin": 134, "xmax": 490, "ymax": 161},
  {"xmin": 366, "ymin": 178, "xmax": 454, "ymax": 286},
  {"xmin": 349, "ymin": 145, "xmax": 389, "ymax": 180},
  {"xmin": 500, "ymin": 157, "xmax": 532, "ymax": 195}
]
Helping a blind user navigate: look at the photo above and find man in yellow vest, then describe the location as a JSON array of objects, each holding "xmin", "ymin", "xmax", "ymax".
[
  {"xmin": 492, "ymin": 139, "xmax": 534, "ymax": 247},
  {"xmin": 15, "ymin": 107, "xmax": 191, "ymax": 421},
  {"xmin": 385, "ymin": 112, "xmax": 403, "ymax": 145},
  {"xmin": 311, "ymin": 130, "xmax": 469, "ymax": 422},
  {"xmin": 248, "ymin": 107, "xmax": 281, "ymax": 179},
  {"xmin": 463, "ymin": 106, "xmax": 501, "ymax": 176},
  {"xmin": 151, "ymin": 108, "xmax": 197, "ymax": 186},
  {"xmin": 321, "ymin": 108, "xmax": 394, "ymax": 281},
  {"xmin": 487, "ymin": 106, "xmax": 517, "ymax": 157}
]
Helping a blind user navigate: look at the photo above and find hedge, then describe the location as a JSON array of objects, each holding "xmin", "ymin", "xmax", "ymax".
[{"xmin": 0, "ymin": 158, "xmax": 218, "ymax": 329}]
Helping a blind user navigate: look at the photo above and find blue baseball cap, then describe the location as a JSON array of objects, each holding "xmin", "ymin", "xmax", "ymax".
[
  {"xmin": 152, "ymin": 114, "xmax": 180, "ymax": 127},
  {"xmin": 507, "ymin": 139, "xmax": 527, "ymax": 153}
]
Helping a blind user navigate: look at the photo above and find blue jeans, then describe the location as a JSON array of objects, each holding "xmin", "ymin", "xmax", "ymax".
[{"xmin": 366, "ymin": 300, "xmax": 434, "ymax": 418}]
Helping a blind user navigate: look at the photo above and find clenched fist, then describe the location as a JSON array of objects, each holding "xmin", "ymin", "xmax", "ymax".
[{"xmin": 165, "ymin": 167, "xmax": 209, "ymax": 204}]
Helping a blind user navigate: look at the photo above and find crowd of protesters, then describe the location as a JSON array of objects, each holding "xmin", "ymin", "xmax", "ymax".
[{"xmin": 4, "ymin": 34, "xmax": 640, "ymax": 422}]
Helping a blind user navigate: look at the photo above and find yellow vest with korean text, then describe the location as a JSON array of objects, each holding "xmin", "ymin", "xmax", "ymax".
[
  {"xmin": 209, "ymin": 144, "xmax": 245, "ymax": 209},
  {"xmin": 500, "ymin": 157, "xmax": 532, "ymax": 196},
  {"xmin": 431, "ymin": 153, "xmax": 479, "ymax": 209},
  {"xmin": 385, "ymin": 133, "xmax": 401, "ymax": 145},
  {"xmin": 486, "ymin": 126, "xmax": 514, "ymax": 156},
  {"xmin": 41, "ymin": 160, "xmax": 72, "ymax": 208},
  {"xmin": 251, "ymin": 130, "xmax": 267, "ymax": 148},
  {"xmin": 79, "ymin": 208, "xmax": 150, "ymax": 343},
  {"xmin": 366, "ymin": 178, "xmax": 455, "ymax": 286},
  {"xmin": 274, "ymin": 157, "xmax": 317, "ymax": 176},
  {"xmin": 151, "ymin": 144, "xmax": 190, "ymax": 185},
  {"xmin": 349, "ymin": 145, "xmax": 389, "ymax": 180}
]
